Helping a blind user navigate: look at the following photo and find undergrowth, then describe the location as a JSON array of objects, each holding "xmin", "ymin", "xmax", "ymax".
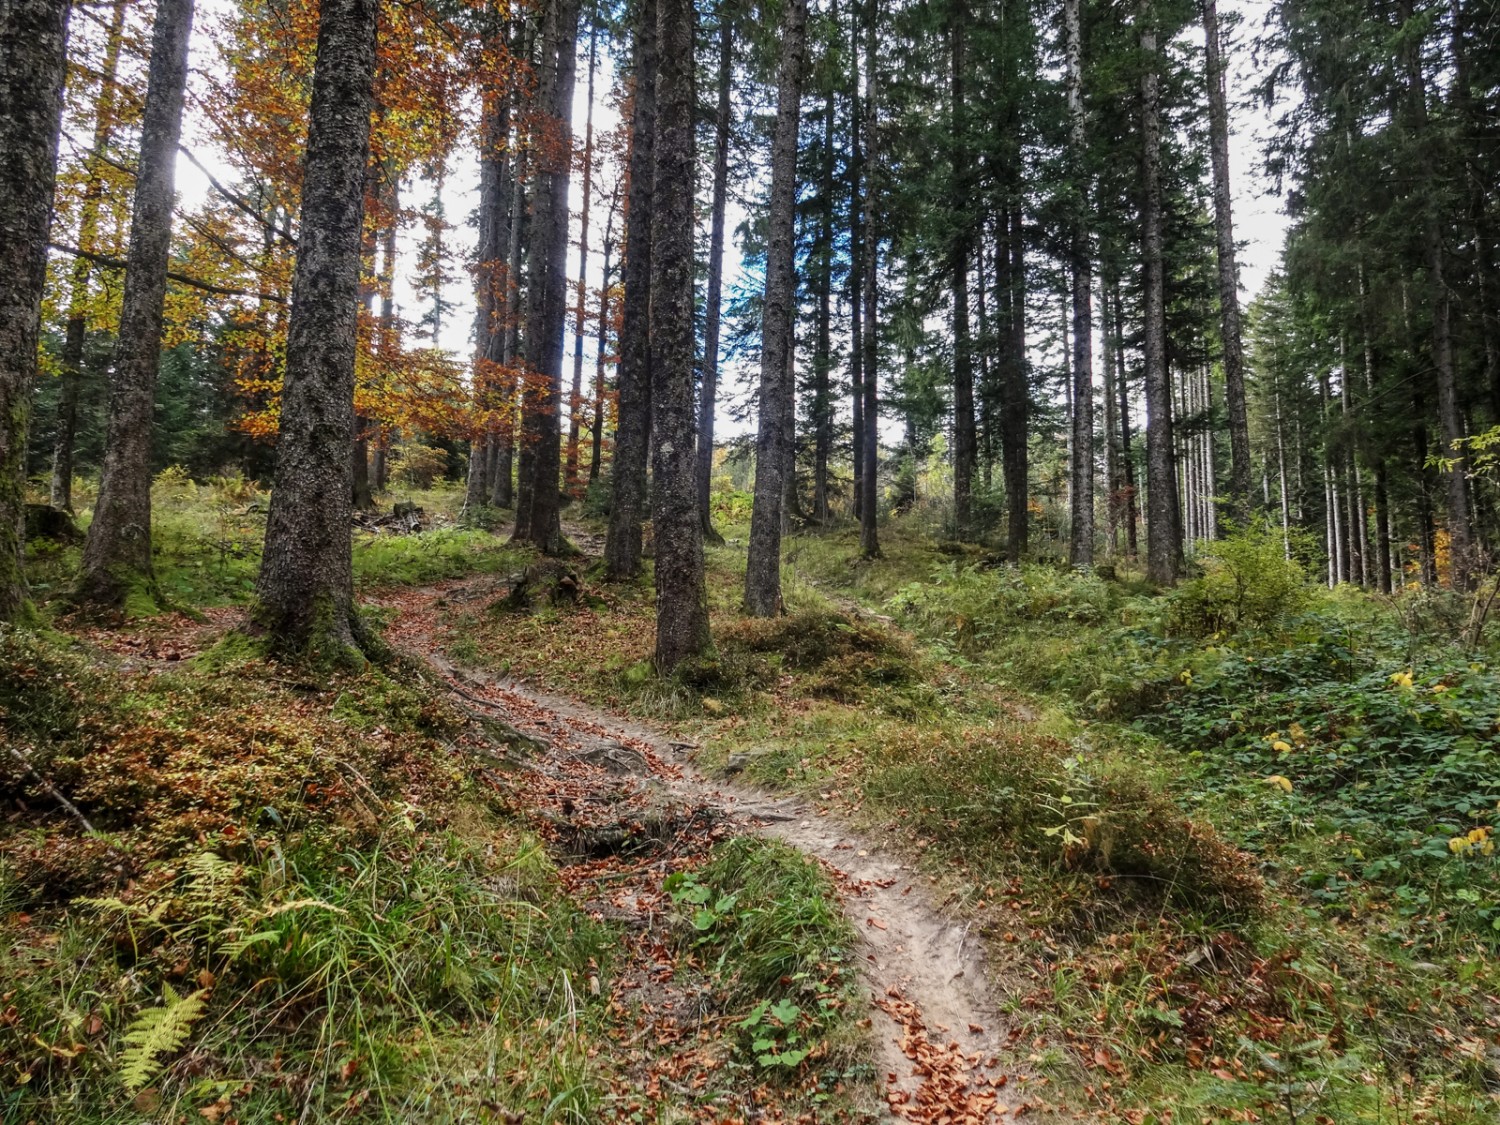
[
  {"xmin": 0, "ymin": 628, "xmax": 612, "ymax": 1122},
  {"xmin": 455, "ymin": 510, "xmax": 1500, "ymax": 1123}
]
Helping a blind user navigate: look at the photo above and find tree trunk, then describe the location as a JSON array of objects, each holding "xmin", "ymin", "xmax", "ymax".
[
  {"xmin": 516, "ymin": 0, "xmax": 582, "ymax": 555},
  {"xmin": 1398, "ymin": 0, "xmax": 1471, "ymax": 588},
  {"xmin": 589, "ymin": 185, "xmax": 618, "ymax": 484},
  {"xmin": 1100, "ymin": 271, "xmax": 1119, "ymax": 556},
  {"xmin": 858, "ymin": 0, "xmax": 881, "ymax": 560},
  {"xmin": 467, "ymin": 60, "xmax": 512, "ymax": 519},
  {"xmin": 604, "ymin": 0, "xmax": 657, "ymax": 580},
  {"xmin": 696, "ymin": 7, "xmax": 732, "ymax": 539},
  {"xmin": 744, "ymin": 0, "xmax": 808, "ymax": 614},
  {"xmin": 51, "ymin": 0, "xmax": 128, "ymax": 513},
  {"xmin": 650, "ymin": 0, "xmax": 712, "ymax": 670},
  {"xmin": 492, "ymin": 137, "xmax": 525, "ymax": 508},
  {"xmin": 1065, "ymin": 0, "xmax": 1093, "ymax": 566},
  {"xmin": 76, "ymin": 0, "xmax": 196, "ymax": 614},
  {"xmin": 1001, "ymin": 205, "xmax": 1028, "ymax": 559},
  {"xmin": 1139, "ymin": 0, "xmax": 1181, "ymax": 585},
  {"xmin": 1202, "ymin": 0, "xmax": 1250, "ymax": 522},
  {"xmin": 251, "ymin": 0, "xmax": 377, "ymax": 661},
  {"xmin": 812, "ymin": 86, "xmax": 835, "ymax": 525},
  {"xmin": 373, "ymin": 177, "xmax": 398, "ymax": 494},
  {"xmin": 565, "ymin": 19, "xmax": 598, "ymax": 494},
  {"xmin": 0, "ymin": 0, "xmax": 69, "ymax": 621},
  {"xmin": 849, "ymin": 37, "xmax": 864, "ymax": 522},
  {"xmin": 949, "ymin": 8, "xmax": 976, "ymax": 539},
  {"xmin": 1112, "ymin": 281, "xmax": 1138, "ymax": 558}
]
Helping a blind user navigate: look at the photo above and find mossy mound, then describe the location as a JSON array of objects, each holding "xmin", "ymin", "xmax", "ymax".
[{"xmin": 717, "ymin": 609, "xmax": 919, "ymax": 702}]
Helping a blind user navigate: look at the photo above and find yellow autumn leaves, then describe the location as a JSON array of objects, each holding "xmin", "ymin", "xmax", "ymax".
[{"xmin": 1449, "ymin": 826, "xmax": 1496, "ymax": 857}]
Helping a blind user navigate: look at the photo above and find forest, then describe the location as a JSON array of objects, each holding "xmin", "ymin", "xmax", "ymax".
[{"xmin": 1, "ymin": 0, "xmax": 1499, "ymax": 1119}]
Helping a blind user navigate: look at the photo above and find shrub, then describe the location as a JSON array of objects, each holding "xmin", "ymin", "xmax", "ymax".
[
  {"xmin": 888, "ymin": 561, "xmax": 1117, "ymax": 654},
  {"xmin": 389, "ymin": 443, "xmax": 451, "ymax": 489},
  {"xmin": 1167, "ymin": 521, "xmax": 1311, "ymax": 637}
]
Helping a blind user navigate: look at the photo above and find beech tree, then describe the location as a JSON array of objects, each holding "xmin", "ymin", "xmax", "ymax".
[
  {"xmin": 252, "ymin": 0, "xmax": 378, "ymax": 660},
  {"xmin": 75, "ymin": 0, "xmax": 196, "ymax": 614},
  {"xmin": 0, "ymin": 0, "xmax": 70, "ymax": 621}
]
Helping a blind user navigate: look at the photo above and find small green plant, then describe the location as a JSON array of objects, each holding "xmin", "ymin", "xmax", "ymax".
[
  {"xmin": 739, "ymin": 997, "xmax": 811, "ymax": 1069},
  {"xmin": 117, "ymin": 983, "xmax": 208, "ymax": 1091}
]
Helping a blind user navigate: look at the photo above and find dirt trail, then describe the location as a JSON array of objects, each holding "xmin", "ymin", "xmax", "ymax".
[{"xmin": 384, "ymin": 575, "xmax": 1053, "ymax": 1122}]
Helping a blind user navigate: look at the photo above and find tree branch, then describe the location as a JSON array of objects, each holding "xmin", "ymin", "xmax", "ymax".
[{"xmin": 48, "ymin": 241, "xmax": 288, "ymax": 304}]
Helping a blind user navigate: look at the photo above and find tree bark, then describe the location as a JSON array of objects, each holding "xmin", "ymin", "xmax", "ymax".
[
  {"xmin": 1139, "ymin": 0, "xmax": 1181, "ymax": 585},
  {"xmin": 1001, "ymin": 206, "xmax": 1028, "ymax": 558},
  {"xmin": 76, "ymin": 0, "xmax": 196, "ymax": 613},
  {"xmin": 604, "ymin": 0, "xmax": 657, "ymax": 580},
  {"xmin": 51, "ymin": 0, "xmax": 129, "ymax": 513},
  {"xmin": 858, "ymin": 0, "xmax": 881, "ymax": 560},
  {"xmin": 565, "ymin": 19, "xmax": 598, "ymax": 494},
  {"xmin": 811, "ymin": 85, "xmax": 836, "ymax": 525},
  {"xmin": 696, "ymin": 7, "xmax": 732, "ymax": 539},
  {"xmin": 516, "ymin": 0, "xmax": 582, "ymax": 555},
  {"xmin": 1099, "ymin": 271, "xmax": 1119, "ymax": 556},
  {"xmin": 372, "ymin": 176, "xmax": 398, "ymax": 494},
  {"xmin": 1203, "ymin": 0, "xmax": 1250, "ymax": 523},
  {"xmin": 949, "ymin": 7, "xmax": 976, "ymax": 539},
  {"xmin": 251, "ymin": 0, "xmax": 377, "ymax": 661},
  {"xmin": 1065, "ymin": 0, "xmax": 1093, "ymax": 566},
  {"xmin": 469, "ymin": 47, "xmax": 512, "ymax": 519},
  {"xmin": 744, "ymin": 0, "xmax": 808, "ymax": 614},
  {"xmin": 650, "ymin": 0, "xmax": 712, "ymax": 670},
  {"xmin": 0, "ymin": 0, "xmax": 69, "ymax": 621},
  {"xmin": 849, "ymin": 34, "xmax": 864, "ymax": 522},
  {"xmin": 589, "ymin": 184, "xmax": 618, "ymax": 484},
  {"xmin": 492, "ymin": 135, "xmax": 525, "ymax": 508}
]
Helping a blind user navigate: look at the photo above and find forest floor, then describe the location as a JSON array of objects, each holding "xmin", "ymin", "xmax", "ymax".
[
  {"xmin": 382, "ymin": 569, "xmax": 1057, "ymax": 1122},
  {"xmin": 5, "ymin": 481, "xmax": 1499, "ymax": 1123}
]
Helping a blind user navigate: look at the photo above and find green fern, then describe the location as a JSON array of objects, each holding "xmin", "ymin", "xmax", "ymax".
[{"xmin": 118, "ymin": 984, "xmax": 208, "ymax": 1091}]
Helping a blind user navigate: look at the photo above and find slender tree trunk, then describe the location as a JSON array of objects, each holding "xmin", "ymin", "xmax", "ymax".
[
  {"xmin": 604, "ymin": 0, "xmax": 657, "ymax": 579},
  {"xmin": 1065, "ymin": 0, "xmax": 1093, "ymax": 566},
  {"xmin": 745, "ymin": 0, "xmax": 808, "ymax": 614},
  {"xmin": 976, "ymin": 230, "xmax": 994, "ymax": 494},
  {"xmin": 1113, "ymin": 281, "xmax": 1138, "ymax": 558},
  {"xmin": 949, "ymin": 9, "xmax": 976, "ymax": 539},
  {"xmin": 1001, "ymin": 205, "xmax": 1028, "ymax": 558},
  {"xmin": 516, "ymin": 0, "xmax": 582, "ymax": 554},
  {"xmin": 373, "ymin": 179, "xmax": 398, "ymax": 494},
  {"xmin": 0, "ymin": 0, "xmax": 69, "ymax": 620},
  {"xmin": 697, "ymin": 7, "xmax": 732, "ymax": 540},
  {"xmin": 1100, "ymin": 272, "xmax": 1119, "ymax": 557},
  {"xmin": 1202, "ymin": 0, "xmax": 1250, "ymax": 521},
  {"xmin": 589, "ymin": 187, "xmax": 617, "ymax": 484},
  {"xmin": 51, "ymin": 0, "xmax": 128, "ymax": 513},
  {"xmin": 650, "ymin": 0, "xmax": 711, "ymax": 669},
  {"xmin": 1139, "ymin": 1, "xmax": 1181, "ymax": 585},
  {"xmin": 812, "ymin": 87, "xmax": 836, "ymax": 525},
  {"xmin": 251, "ymin": 0, "xmax": 377, "ymax": 660},
  {"xmin": 858, "ymin": 0, "xmax": 881, "ymax": 560},
  {"xmin": 467, "ymin": 56, "xmax": 512, "ymax": 518},
  {"xmin": 76, "ymin": 0, "xmax": 196, "ymax": 613},
  {"xmin": 1275, "ymin": 382, "xmax": 1291, "ymax": 558},
  {"xmin": 849, "ymin": 45, "xmax": 864, "ymax": 522},
  {"xmin": 565, "ymin": 19, "xmax": 598, "ymax": 493},
  {"xmin": 493, "ymin": 141, "xmax": 525, "ymax": 508}
]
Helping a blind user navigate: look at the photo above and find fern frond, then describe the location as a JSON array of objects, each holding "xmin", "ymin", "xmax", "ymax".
[{"xmin": 118, "ymin": 984, "xmax": 208, "ymax": 1091}]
